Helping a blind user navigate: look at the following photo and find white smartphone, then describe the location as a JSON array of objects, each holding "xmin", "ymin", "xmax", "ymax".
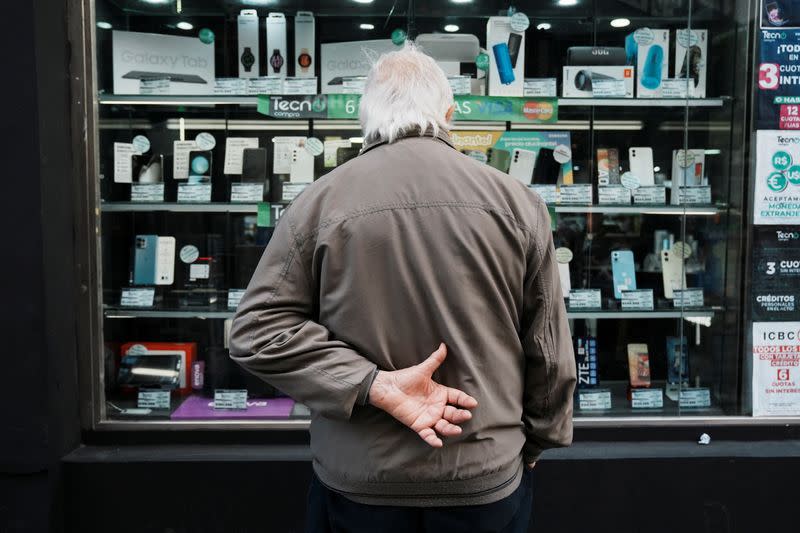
[
  {"xmin": 290, "ymin": 147, "xmax": 314, "ymax": 183},
  {"xmin": 629, "ymin": 147, "xmax": 655, "ymax": 186},
  {"xmin": 557, "ymin": 262, "xmax": 571, "ymax": 296},
  {"xmin": 508, "ymin": 149, "xmax": 536, "ymax": 185},
  {"xmin": 155, "ymin": 236, "xmax": 175, "ymax": 286},
  {"xmin": 661, "ymin": 249, "xmax": 686, "ymax": 299}
]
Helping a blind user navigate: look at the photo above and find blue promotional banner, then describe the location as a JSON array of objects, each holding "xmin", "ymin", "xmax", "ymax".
[{"xmin": 757, "ymin": 29, "xmax": 800, "ymax": 129}]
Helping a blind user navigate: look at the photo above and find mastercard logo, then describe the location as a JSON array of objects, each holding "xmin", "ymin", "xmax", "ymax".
[{"xmin": 523, "ymin": 101, "xmax": 555, "ymax": 121}]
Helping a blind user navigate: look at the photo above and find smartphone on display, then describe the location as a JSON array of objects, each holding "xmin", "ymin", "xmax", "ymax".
[
  {"xmin": 626, "ymin": 344, "xmax": 651, "ymax": 388},
  {"xmin": 188, "ymin": 150, "xmax": 212, "ymax": 183},
  {"xmin": 290, "ymin": 147, "xmax": 315, "ymax": 183},
  {"xmin": 131, "ymin": 154, "xmax": 164, "ymax": 183},
  {"xmin": 118, "ymin": 354, "xmax": 182, "ymax": 388},
  {"xmin": 487, "ymin": 148, "xmax": 511, "ymax": 173},
  {"xmin": 336, "ymin": 146, "xmax": 361, "ymax": 166},
  {"xmin": 532, "ymin": 147, "xmax": 562, "ymax": 185},
  {"xmin": 133, "ymin": 234, "xmax": 158, "ymax": 285},
  {"xmin": 155, "ymin": 236, "xmax": 175, "ymax": 286},
  {"xmin": 628, "ymin": 147, "xmax": 654, "ymax": 185},
  {"xmin": 661, "ymin": 249, "xmax": 687, "ymax": 299},
  {"xmin": 508, "ymin": 149, "xmax": 536, "ymax": 185},
  {"xmin": 507, "ymin": 33, "xmax": 522, "ymax": 68},
  {"xmin": 611, "ymin": 250, "xmax": 637, "ymax": 299},
  {"xmin": 241, "ymin": 148, "xmax": 268, "ymax": 183}
]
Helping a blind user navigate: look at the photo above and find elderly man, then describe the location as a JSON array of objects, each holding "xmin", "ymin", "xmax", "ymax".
[{"xmin": 230, "ymin": 44, "xmax": 575, "ymax": 532}]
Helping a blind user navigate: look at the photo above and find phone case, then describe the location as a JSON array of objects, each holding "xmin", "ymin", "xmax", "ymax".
[
  {"xmin": 611, "ymin": 250, "xmax": 637, "ymax": 299},
  {"xmin": 627, "ymin": 343, "xmax": 651, "ymax": 388},
  {"xmin": 532, "ymin": 147, "xmax": 562, "ymax": 185},
  {"xmin": 241, "ymin": 148, "xmax": 268, "ymax": 183},
  {"xmin": 487, "ymin": 148, "xmax": 511, "ymax": 173},
  {"xmin": 508, "ymin": 149, "xmax": 536, "ymax": 185},
  {"xmin": 661, "ymin": 249, "xmax": 687, "ymax": 299},
  {"xmin": 628, "ymin": 147, "xmax": 655, "ymax": 185},
  {"xmin": 155, "ymin": 236, "xmax": 175, "ymax": 286},
  {"xmin": 290, "ymin": 147, "xmax": 314, "ymax": 183},
  {"xmin": 188, "ymin": 150, "xmax": 212, "ymax": 183},
  {"xmin": 133, "ymin": 235, "xmax": 158, "ymax": 286}
]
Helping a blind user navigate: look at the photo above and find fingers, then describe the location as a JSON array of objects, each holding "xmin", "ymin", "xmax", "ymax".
[
  {"xmin": 443, "ymin": 405, "xmax": 472, "ymax": 424},
  {"xmin": 446, "ymin": 387, "xmax": 478, "ymax": 409},
  {"xmin": 434, "ymin": 419, "xmax": 462, "ymax": 437},
  {"xmin": 418, "ymin": 427, "xmax": 443, "ymax": 448},
  {"xmin": 418, "ymin": 343, "xmax": 447, "ymax": 376}
]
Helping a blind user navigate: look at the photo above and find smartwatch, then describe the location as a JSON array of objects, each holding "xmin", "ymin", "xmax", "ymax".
[
  {"xmin": 240, "ymin": 47, "xmax": 255, "ymax": 73},
  {"xmin": 270, "ymin": 49, "xmax": 284, "ymax": 74},
  {"xmin": 298, "ymin": 48, "xmax": 312, "ymax": 73}
]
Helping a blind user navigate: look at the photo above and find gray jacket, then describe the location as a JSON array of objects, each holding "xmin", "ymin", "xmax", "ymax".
[{"xmin": 230, "ymin": 130, "xmax": 576, "ymax": 507}]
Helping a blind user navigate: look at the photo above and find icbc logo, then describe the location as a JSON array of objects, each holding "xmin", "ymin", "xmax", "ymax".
[{"xmin": 777, "ymin": 368, "xmax": 790, "ymax": 381}]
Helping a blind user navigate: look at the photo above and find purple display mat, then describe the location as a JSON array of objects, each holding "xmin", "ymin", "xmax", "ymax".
[{"xmin": 171, "ymin": 395, "xmax": 295, "ymax": 420}]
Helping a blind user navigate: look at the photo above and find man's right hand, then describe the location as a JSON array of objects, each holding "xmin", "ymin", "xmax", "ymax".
[{"xmin": 368, "ymin": 343, "xmax": 478, "ymax": 448}]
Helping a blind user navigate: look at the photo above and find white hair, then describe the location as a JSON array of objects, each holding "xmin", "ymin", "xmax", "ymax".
[{"xmin": 359, "ymin": 43, "xmax": 454, "ymax": 144}]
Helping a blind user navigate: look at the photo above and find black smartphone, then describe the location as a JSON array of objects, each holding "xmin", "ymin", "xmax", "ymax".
[
  {"xmin": 532, "ymin": 147, "xmax": 562, "ymax": 185},
  {"xmin": 242, "ymin": 148, "xmax": 268, "ymax": 182},
  {"xmin": 507, "ymin": 33, "xmax": 522, "ymax": 69},
  {"xmin": 118, "ymin": 354, "xmax": 182, "ymax": 388}
]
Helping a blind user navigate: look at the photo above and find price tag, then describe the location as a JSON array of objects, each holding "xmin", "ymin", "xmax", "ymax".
[
  {"xmin": 523, "ymin": 78, "xmax": 557, "ymax": 97},
  {"xmin": 621, "ymin": 289, "xmax": 655, "ymax": 310},
  {"xmin": 214, "ymin": 389, "xmax": 248, "ymax": 410},
  {"xmin": 530, "ymin": 184, "xmax": 558, "ymax": 204},
  {"xmin": 230, "ymin": 183, "xmax": 264, "ymax": 202},
  {"xmin": 120, "ymin": 288, "xmax": 155, "ymax": 308},
  {"xmin": 139, "ymin": 78, "xmax": 170, "ymax": 95},
  {"xmin": 673, "ymin": 288, "xmax": 704, "ymax": 308},
  {"xmin": 558, "ymin": 184, "xmax": 593, "ymax": 205},
  {"xmin": 592, "ymin": 79, "xmax": 627, "ymax": 98},
  {"xmin": 177, "ymin": 183, "xmax": 212, "ymax": 203},
  {"xmin": 448, "ymin": 76, "xmax": 472, "ymax": 95},
  {"xmin": 631, "ymin": 388, "xmax": 663, "ymax": 408},
  {"xmin": 675, "ymin": 186, "xmax": 712, "ymax": 205},
  {"xmin": 569, "ymin": 289, "xmax": 602, "ymax": 309},
  {"xmin": 282, "ymin": 77, "xmax": 318, "ymax": 95},
  {"xmin": 633, "ymin": 186, "xmax": 667, "ymax": 205},
  {"xmin": 679, "ymin": 388, "xmax": 711, "ymax": 408},
  {"xmin": 130, "ymin": 183, "xmax": 165, "ymax": 202},
  {"xmin": 213, "ymin": 78, "xmax": 248, "ymax": 95},
  {"xmin": 282, "ymin": 183, "xmax": 309, "ymax": 203},
  {"xmin": 247, "ymin": 77, "xmax": 283, "ymax": 95},
  {"xmin": 113, "ymin": 142, "xmax": 139, "ymax": 183},
  {"xmin": 598, "ymin": 186, "xmax": 631, "ymax": 205},
  {"xmin": 342, "ymin": 76, "xmax": 367, "ymax": 94},
  {"xmin": 579, "ymin": 389, "xmax": 612, "ymax": 410},
  {"xmin": 662, "ymin": 78, "xmax": 690, "ymax": 99},
  {"xmin": 138, "ymin": 389, "xmax": 171, "ymax": 409},
  {"xmin": 228, "ymin": 289, "xmax": 246, "ymax": 310}
]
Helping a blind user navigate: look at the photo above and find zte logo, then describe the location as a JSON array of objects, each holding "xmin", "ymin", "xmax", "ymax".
[
  {"xmin": 763, "ymin": 330, "xmax": 800, "ymax": 340},
  {"xmin": 777, "ymin": 368, "xmax": 790, "ymax": 381}
]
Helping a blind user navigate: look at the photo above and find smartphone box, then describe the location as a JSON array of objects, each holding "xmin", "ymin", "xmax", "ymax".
[
  {"xmin": 294, "ymin": 11, "xmax": 315, "ymax": 78},
  {"xmin": 320, "ymin": 39, "xmax": 397, "ymax": 94},
  {"xmin": 575, "ymin": 336, "xmax": 598, "ymax": 389},
  {"xmin": 671, "ymin": 149, "xmax": 706, "ymax": 204},
  {"xmin": 237, "ymin": 10, "xmax": 260, "ymax": 78},
  {"xmin": 112, "ymin": 30, "xmax": 215, "ymax": 95},
  {"xmin": 486, "ymin": 16, "xmax": 525, "ymax": 97},
  {"xmin": 562, "ymin": 66, "xmax": 634, "ymax": 98},
  {"xmin": 120, "ymin": 342, "xmax": 197, "ymax": 395},
  {"xmin": 266, "ymin": 13, "xmax": 288, "ymax": 77},
  {"xmin": 674, "ymin": 29, "xmax": 707, "ymax": 98},
  {"xmin": 626, "ymin": 28, "xmax": 670, "ymax": 98}
]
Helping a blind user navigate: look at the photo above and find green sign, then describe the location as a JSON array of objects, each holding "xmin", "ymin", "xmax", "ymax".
[{"xmin": 258, "ymin": 94, "xmax": 558, "ymax": 123}]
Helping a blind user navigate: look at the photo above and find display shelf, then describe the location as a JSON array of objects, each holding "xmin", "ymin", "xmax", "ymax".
[
  {"xmin": 554, "ymin": 204, "xmax": 723, "ymax": 216},
  {"xmin": 101, "ymin": 202, "xmax": 266, "ymax": 213},
  {"xmin": 574, "ymin": 380, "xmax": 723, "ymax": 418}
]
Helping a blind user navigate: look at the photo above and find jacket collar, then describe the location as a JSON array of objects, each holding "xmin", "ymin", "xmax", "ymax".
[{"xmin": 360, "ymin": 128, "xmax": 455, "ymax": 155}]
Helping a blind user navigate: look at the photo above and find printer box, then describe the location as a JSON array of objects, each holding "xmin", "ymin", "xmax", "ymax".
[
  {"xmin": 486, "ymin": 16, "xmax": 525, "ymax": 97},
  {"xmin": 562, "ymin": 66, "xmax": 634, "ymax": 98},
  {"xmin": 266, "ymin": 13, "xmax": 288, "ymax": 77},
  {"xmin": 320, "ymin": 39, "xmax": 397, "ymax": 94},
  {"xmin": 112, "ymin": 30, "xmax": 215, "ymax": 95},
  {"xmin": 237, "ymin": 10, "xmax": 259, "ymax": 78},
  {"xmin": 294, "ymin": 11, "xmax": 316, "ymax": 78},
  {"xmin": 674, "ymin": 29, "xmax": 708, "ymax": 98},
  {"xmin": 626, "ymin": 28, "xmax": 669, "ymax": 98}
]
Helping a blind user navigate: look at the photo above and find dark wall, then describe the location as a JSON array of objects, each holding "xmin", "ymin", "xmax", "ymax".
[{"xmin": 0, "ymin": 0, "xmax": 81, "ymax": 531}]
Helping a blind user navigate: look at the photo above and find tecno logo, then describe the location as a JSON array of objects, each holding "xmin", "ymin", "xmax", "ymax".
[
  {"xmin": 762, "ymin": 330, "xmax": 800, "ymax": 340},
  {"xmin": 763, "ymin": 31, "xmax": 787, "ymax": 40},
  {"xmin": 777, "ymin": 135, "xmax": 800, "ymax": 144},
  {"xmin": 777, "ymin": 230, "xmax": 800, "ymax": 242},
  {"xmin": 273, "ymin": 97, "xmax": 313, "ymax": 112}
]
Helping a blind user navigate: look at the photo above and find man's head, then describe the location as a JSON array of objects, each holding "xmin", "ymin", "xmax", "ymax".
[{"xmin": 359, "ymin": 43, "xmax": 455, "ymax": 144}]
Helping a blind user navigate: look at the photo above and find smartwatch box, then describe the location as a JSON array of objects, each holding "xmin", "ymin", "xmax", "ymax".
[
  {"xmin": 294, "ymin": 11, "xmax": 315, "ymax": 78},
  {"xmin": 625, "ymin": 28, "xmax": 670, "ymax": 98},
  {"xmin": 320, "ymin": 39, "xmax": 397, "ymax": 94},
  {"xmin": 562, "ymin": 66, "xmax": 634, "ymax": 98},
  {"xmin": 266, "ymin": 12, "xmax": 288, "ymax": 77},
  {"xmin": 237, "ymin": 10, "xmax": 260, "ymax": 78},
  {"xmin": 486, "ymin": 16, "xmax": 525, "ymax": 97},
  {"xmin": 112, "ymin": 30, "xmax": 215, "ymax": 95},
  {"xmin": 674, "ymin": 29, "xmax": 708, "ymax": 98},
  {"xmin": 120, "ymin": 342, "xmax": 197, "ymax": 395}
]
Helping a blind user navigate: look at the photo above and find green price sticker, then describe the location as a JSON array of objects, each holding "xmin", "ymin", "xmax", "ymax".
[
  {"xmin": 767, "ymin": 171, "xmax": 788, "ymax": 192},
  {"xmin": 786, "ymin": 165, "xmax": 800, "ymax": 185},
  {"xmin": 772, "ymin": 151, "xmax": 792, "ymax": 171}
]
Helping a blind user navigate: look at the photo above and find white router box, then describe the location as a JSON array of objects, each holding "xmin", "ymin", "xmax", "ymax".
[
  {"xmin": 237, "ymin": 10, "xmax": 259, "ymax": 78},
  {"xmin": 266, "ymin": 13, "xmax": 288, "ymax": 78},
  {"xmin": 294, "ymin": 12, "xmax": 315, "ymax": 78}
]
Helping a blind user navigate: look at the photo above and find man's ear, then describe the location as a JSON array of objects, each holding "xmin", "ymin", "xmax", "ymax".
[{"xmin": 445, "ymin": 105, "xmax": 455, "ymax": 123}]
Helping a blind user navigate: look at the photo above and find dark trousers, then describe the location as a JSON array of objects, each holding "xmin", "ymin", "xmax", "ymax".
[{"xmin": 305, "ymin": 467, "xmax": 534, "ymax": 533}]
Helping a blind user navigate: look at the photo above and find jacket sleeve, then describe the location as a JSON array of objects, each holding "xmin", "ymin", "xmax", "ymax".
[
  {"xmin": 519, "ymin": 200, "xmax": 576, "ymax": 463},
  {"xmin": 229, "ymin": 209, "xmax": 378, "ymax": 421}
]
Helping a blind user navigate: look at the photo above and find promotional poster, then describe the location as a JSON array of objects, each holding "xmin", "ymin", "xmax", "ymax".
[
  {"xmin": 752, "ymin": 322, "xmax": 800, "ymax": 416},
  {"xmin": 761, "ymin": 1, "xmax": 800, "ymax": 28},
  {"xmin": 757, "ymin": 29, "xmax": 800, "ymax": 129},
  {"xmin": 753, "ymin": 130, "xmax": 800, "ymax": 223},
  {"xmin": 751, "ymin": 226, "xmax": 800, "ymax": 320}
]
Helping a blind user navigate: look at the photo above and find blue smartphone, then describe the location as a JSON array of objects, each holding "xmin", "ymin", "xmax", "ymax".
[
  {"xmin": 133, "ymin": 234, "xmax": 158, "ymax": 285},
  {"xmin": 611, "ymin": 250, "xmax": 637, "ymax": 299}
]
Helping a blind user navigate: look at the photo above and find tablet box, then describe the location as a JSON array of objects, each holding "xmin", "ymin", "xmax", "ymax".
[
  {"xmin": 120, "ymin": 342, "xmax": 197, "ymax": 395},
  {"xmin": 674, "ymin": 29, "xmax": 708, "ymax": 98},
  {"xmin": 237, "ymin": 10, "xmax": 259, "ymax": 78},
  {"xmin": 320, "ymin": 39, "xmax": 397, "ymax": 94},
  {"xmin": 626, "ymin": 28, "xmax": 669, "ymax": 98},
  {"xmin": 562, "ymin": 66, "xmax": 634, "ymax": 98}
]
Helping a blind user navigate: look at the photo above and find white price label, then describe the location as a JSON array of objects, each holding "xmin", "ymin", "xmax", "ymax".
[
  {"xmin": 213, "ymin": 78, "xmax": 248, "ymax": 95},
  {"xmin": 592, "ymin": 79, "xmax": 627, "ymax": 98},
  {"xmin": 676, "ymin": 186, "xmax": 712, "ymax": 205},
  {"xmin": 558, "ymin": 184, "xmax": 592, "ymax": 205},
  {"xmin": 281, "ymin": 183, "xmax": 309, "ymax": 203},
  {"xmin": 189, "ymin": 263, "xmax": 210, "ymax": 280},
  {"xmin": 113, "ymin": 142, "xmax": 140, "ymax": 183},
  {"xmin": 673, "ymin": 288, "xmax": 704, "ymax": 308},
  {"xmin": 621, "ymin": 289, "xmax": 655, "ymax": 311},
  {"xmin": 195, "ymin": 132, "xmax": 216, "ymax": 151},
  {"xmin": 579, "ymin": 389, "xmax": 612, "ymax": 410},
  {"xmin": 633, "ymin": 186, "xmax": 667, "ymax": 205},
  {"xmin": 138, "ymin": 389, "xmax": 171, "ymax": 409},
  {"xmin": 631, "ymin": 388, "xmax": 663, "ymax": 408},
  {"xmin": 247, "ymin": 77, "xmax": 283, "ymax": 95},
  {"xmin": 177, "ymin": 183, "xmax": 212, "ymax": 203},
  {"xmin": 214, "ymin": 389, "xmax": 248, "ymax": 410},
  {"xmin": 569, "ymin": 289, "xmax": 602, "ymax": 309},
  {"xmin": 598, "ymin": 186, "xmax": 631, "ymax": 205},
  {"xmin": 679, "ymin": 388, "xmax": 711, "ymax": 408},
  {"xmin": 227, "ymin": 289, "xmax": 246, "ymax": 310},
  {"xmin": 662, "ymin": 78, "xmax": 690, "ymax": 99},
  {"xmin": 282, "ymin": 77, "xmax": 318, "ymax": 95},
  {"xmin": 120, "ymin": 288, "xmax": 155, "ymax": 308},
  {"xmin": 448, "ymin": 76, "xmax": 472, "ymax": 95},
  {"xmin": 223, "ymin": 138, "xmax": 259, "ymax": 175},
  {"xmin": 173, "ymin": 140, "xmax": 198, "ymax": 181},
  {"xmin": 523, "ymin": 78, "xmax": 557, "ymax": 97},
  {"xmin": 130, "ymin": 184, "xmax": 165, "ymax": 202},
  {"xmin": 230, "ymin": 183, "xmax": 264, "ymax": 202},
  {"xmin": 529, "ymin": 184, "xmax": 558, "ymax": 204}
]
